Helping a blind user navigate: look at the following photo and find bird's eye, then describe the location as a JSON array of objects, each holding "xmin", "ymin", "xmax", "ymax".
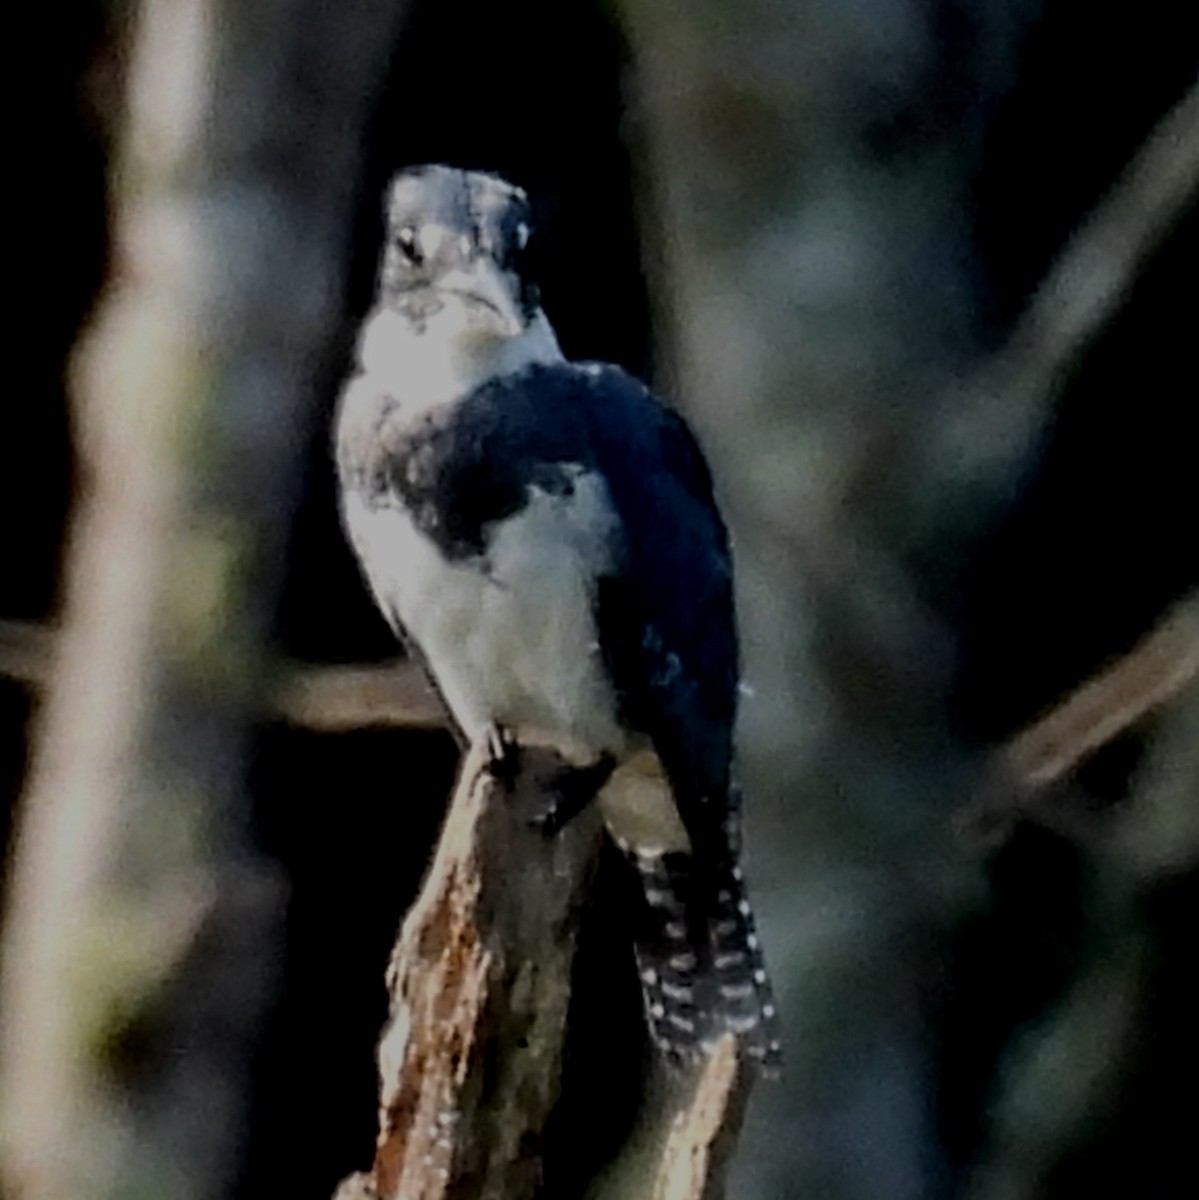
[
  {"xmin": 502, "ymin": 221, "xmax": 531, "ymax": 270},
  {"xmin": 395, "ymin": 226, "xmax": 422, "ymax": 264}
]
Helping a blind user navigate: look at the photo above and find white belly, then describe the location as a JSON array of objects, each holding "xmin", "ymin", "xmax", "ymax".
[{"xmin": 342, "ymin": 468, "xmax": 628, "ymax": 761}]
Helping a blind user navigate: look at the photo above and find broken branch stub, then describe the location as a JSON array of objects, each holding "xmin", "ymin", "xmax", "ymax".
[{"xmin": 348, "ymin": 743, "xmax": 605, "ymax": 1200}]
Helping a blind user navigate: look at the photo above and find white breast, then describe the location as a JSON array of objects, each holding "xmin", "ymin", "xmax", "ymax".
[{"xmin": 341, "ymin": 467, "xmax": 628, "ymax": 762}]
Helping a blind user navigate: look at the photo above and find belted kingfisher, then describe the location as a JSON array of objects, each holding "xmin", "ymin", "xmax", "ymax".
[{"xmin": 335, "ymin": 165, "xmax": 779, "ymax": 1066}]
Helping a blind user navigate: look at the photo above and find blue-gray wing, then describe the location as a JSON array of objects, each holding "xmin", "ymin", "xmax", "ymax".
[
  {"xmin": 478, "ymin": 363, "xmax": 738, "ymax": 845},
  {"xmin": 578, "ymin": 367, "xmax": 739, "ymax": 843}
]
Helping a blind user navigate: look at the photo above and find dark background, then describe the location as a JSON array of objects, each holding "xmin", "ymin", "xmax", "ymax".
[{"xmin": 4, "ymin": 2, "xmax": 1197, "ymax": 1197}]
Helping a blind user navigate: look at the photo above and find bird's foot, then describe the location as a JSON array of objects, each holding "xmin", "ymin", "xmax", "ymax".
[
  {"xmin": 484, "ymin": 724, "xmax": 520, "ymax": 787},
  {"xmin": 532, "ymin": 753, "xmax": 616, "ymax": 836}
]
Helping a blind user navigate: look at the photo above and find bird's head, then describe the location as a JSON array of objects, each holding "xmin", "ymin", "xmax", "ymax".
[{"xmin": 379, "ymin": 165, "xmax": 539, "ymax": 344}]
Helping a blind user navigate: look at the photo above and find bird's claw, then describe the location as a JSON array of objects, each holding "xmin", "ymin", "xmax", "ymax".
[
  {"xmin": 529, "ymin": 754, "xmax": 616, "ymax": 837},
  {"xmin": 484, "ymin": 724, "xmax": 520, "ymax": 786}
]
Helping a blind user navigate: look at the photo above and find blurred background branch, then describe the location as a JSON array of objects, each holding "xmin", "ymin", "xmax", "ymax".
[
  {"xmin": 924, "ymin": 73, "xmax": 1199, "ymax": 524},
  {"xmin": 967, "ymin": 592, "xmax": 1199, "ymax": 839},
  {"xmin": 7, "ymin": 587, "xmax": 1198, "ymax": 805},
  {"xmin": 0, "ymin": 1, "xmax": 412, "ymax": 1197}
]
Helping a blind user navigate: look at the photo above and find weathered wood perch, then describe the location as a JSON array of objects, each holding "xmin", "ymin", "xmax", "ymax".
[
  {"xmin": 336, "ymin": 741, "xmax": 604, "ymax": 1200},
  {"xmin": 333, "ymin": 741, "xmax": 757, "ymax": 1200},
  {"xmin": 651, "ymin": 1035, "xmax": 751, "ymax": 1200}
]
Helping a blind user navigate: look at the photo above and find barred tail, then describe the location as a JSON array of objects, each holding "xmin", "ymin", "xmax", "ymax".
[{"xmin": 628, "ymin": 849, "xmax": 781, "ymax": 1069}]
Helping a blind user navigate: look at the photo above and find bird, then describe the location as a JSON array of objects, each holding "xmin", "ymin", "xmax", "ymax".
[{"xmin": 334, "ymin": 164, "xmax": 780, "ymax": 1067}]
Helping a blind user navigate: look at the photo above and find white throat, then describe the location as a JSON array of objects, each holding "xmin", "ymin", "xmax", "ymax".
[{"xmin": 357, "ymin": 301, "xmax": 564, "ymax": 415}]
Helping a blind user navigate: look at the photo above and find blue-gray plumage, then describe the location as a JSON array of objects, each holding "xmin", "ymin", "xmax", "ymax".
[{"xmin": 335, "ymin": 165, "xmax": 779, "ymax": 1066}]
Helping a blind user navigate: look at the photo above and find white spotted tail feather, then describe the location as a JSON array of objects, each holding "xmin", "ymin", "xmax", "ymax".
[{"xmin": 629, "ymin": 849, "xmax": 781, "ymax": 1069}]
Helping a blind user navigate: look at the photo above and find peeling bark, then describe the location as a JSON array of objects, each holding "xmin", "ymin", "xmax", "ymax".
[{"xmin": 338, "ymin": 744, "xmax": 605, "ymax": 1200}]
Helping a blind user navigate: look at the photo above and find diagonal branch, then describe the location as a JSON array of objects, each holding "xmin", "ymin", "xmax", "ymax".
[
  {"xmin": 931, "ymin": 75, "xmax": 1199, "ymax": 504},
  {"xmin": 651, "ymin": 1036, "xmax": 752, "ymax": 1200},
  {"xmin": 999, "ymin": 597, "xmax": 1199, "ymax": 794},
  {"xmin": 964, "ymin": 594, "xmax": 1199, "ymax": 839}
]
